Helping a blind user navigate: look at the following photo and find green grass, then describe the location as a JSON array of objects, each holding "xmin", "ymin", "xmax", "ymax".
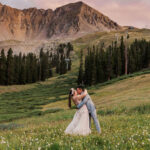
[
  {"xmin": 0, "ymin": 72, "xmax": 77, "ymax": 122},
  {"xmin": 0, "ymin": 68, "xmax": 149, "ymax": 123},
  {"xmin": 89, "ymin": 69, "xmax": 150, "ymax": 90},
  {"xmin": 72, "ymin": 28, "xmax": 150, "ymax": 53},
  {"xmin": 98, "ymin": 104, "xmax": 150, "ymax": 116},
  {"xmin": 0, "ymin": 29, "xmax": 150, "ymax": 149},
  {"xmin": 0, "ymin": 112, "xmax": 150, "ymax": 149},
  {"xmin": 0, "ymin": 68, "xmax": 150, "ymax": 149}
]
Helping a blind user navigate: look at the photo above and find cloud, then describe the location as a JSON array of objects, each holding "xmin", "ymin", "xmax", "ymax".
[
  {"xmin": 95, "ymin": 0, "xmax": 150, "ymax": 28},
  {"xmin": 0, "ymin": 0, "xmax": 34, "ymax": 9},
  {"xmin": 0, "ymin": 0, "xmax": 150, "ymax": 28}
]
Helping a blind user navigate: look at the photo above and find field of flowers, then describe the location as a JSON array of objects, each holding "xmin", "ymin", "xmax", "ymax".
[
  {"xmin": 0, "ymin": 110, "xmax": 150, "ymax": 150},
  {"xmin": 0, "ymin": 68, "xmax": 150, "ymax": 150}
]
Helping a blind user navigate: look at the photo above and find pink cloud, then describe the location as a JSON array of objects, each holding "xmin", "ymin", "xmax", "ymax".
[{"xmin": 97, "ymin": 0, "xmax": 150, "ymax": 28}]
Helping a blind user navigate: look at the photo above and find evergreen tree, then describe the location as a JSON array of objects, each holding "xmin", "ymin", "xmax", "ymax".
[
  {"xmin": 20, "ymin": 54, "xmax": 26, "ymax": 84},
  {"xmin": 39, "ymin": 49, "xmax": 49, "ymax": 81},
  {"xmin": 78, "ymin": 49, "xmax": 84, "ymax": 85},
  {"xmin": 95, "ymin": 49, "xmax": 101, "ymax": 83},
  {"xmin": 32, "ymin": 54, "xmax": 38, "ymax": 83},
  {"xmin": 105, "ymin": 46, "xmax": 113, "ymax": 80},
  {"xmin": 56, "ymin": 52, "xmax": 60, "ymax": 74},
  {"xmin": 26, "ymin": 53, "xmax": 33, "ymax": 83},
  {"xmin": 120, "ymin": 36, "xmax": 125, "ymax": 75},
  {"xmin": 91, "ymin": 48, "xmax": 97, "ymax": 85},
  {"xmin": 60, "ymin": 54, "xmax": 67, "ymax": 75},
  {"xmin": 68, "ymin": 58, "xmax": 72, "ymax": 71},
  {"xmin": 66, "ymin": 42, "xmax": 73, "ymax": 58},
  {"xmin": 13, "ymin": 55, "xmax": 20, "ymax": 84},
  {"xmin": 6, "ymin": 48, "xmax": 14, "ymax": 85},
  {"xmin": 117, "ymin": 47, "xmax": 122, "ymax": 76},
  {"xmin": 84, "ymin": 54, "xmax": 90, "ymax": 85},
  {"xmin": 0, "ymin": 49, "xmax": 6, "ymax": 85}
]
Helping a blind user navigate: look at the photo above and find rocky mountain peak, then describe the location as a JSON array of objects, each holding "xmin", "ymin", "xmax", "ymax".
[{"xmin": 0, "ymin": 1, "xmax": 122, "ymax": 41}]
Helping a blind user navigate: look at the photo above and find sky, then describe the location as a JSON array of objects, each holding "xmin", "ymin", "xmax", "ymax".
[{"xmin": 0, "ymin": 0, "xmax": 149, "ymax": 29}]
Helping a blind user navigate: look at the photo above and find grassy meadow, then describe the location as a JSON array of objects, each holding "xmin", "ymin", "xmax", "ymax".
[
  {"xmin": 0, "ymin": 67, "xmax": 150, "ymax": 149},
  {"xmin": 0, "ymin": 29, "xmax": 150, "ymax": 149},
  {"xmin": 73, "ymin": 28, "xmax": 150, "ymax": 53}
]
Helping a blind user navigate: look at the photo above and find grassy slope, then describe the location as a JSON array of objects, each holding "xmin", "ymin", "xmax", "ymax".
[
  {"xmin": 0, "ymin": 29, "xmax": 150, "ymax": 149},
  {"xmin": 72, "ymin": 28, "xmax": 150, "ymax": 52},
  {"xmin": 0, "ymin": 66, "xmax": 150, "ymax": 149}
]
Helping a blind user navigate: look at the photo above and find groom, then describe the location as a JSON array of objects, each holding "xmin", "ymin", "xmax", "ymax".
[{"xmin": 76, "ymin": 85, "xmax": 101, "ymax": 133}]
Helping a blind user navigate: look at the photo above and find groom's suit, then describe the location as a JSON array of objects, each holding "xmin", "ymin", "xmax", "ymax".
[{"xmin": 77, "ymin": 93, "xmax": 101, "ymax": 133}]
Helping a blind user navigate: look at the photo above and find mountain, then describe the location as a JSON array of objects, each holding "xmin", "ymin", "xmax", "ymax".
[
  {"xmin": 0, "ymin": 3, "xmax": 53, "ymax": 41},
  {"xmin": 0, "ymin": 1, "xmax": 122, "ymax": 41}
]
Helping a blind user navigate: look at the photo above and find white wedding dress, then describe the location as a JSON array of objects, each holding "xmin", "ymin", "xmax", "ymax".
[{"xmin": 65, "ymin": 103, "xmax": 91, "ymax": 136}]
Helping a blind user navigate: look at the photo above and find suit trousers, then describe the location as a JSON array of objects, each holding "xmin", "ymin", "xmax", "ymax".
[{"xmin": 89, "ymin": 109, "xmax": 101, "ymax": 133}]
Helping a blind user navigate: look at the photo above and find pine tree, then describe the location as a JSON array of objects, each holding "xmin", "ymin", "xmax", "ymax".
[
  {"xmin": 0, "ymin": 49, "xmax": 6, "ymax": 85},
  {"xmin": 68, "ymin": 58, "xmax": 72, "ymax": 71},
  {"xmin": 60, "ymin": 54, "xmax": 67, "ymax": 75},
  {"xmin": 20, "ymin": 54, "xmax": 26, "ymax": 84},
  {"xmin": 125, "ymin": 34, "xmax": 129, "ymax": 75},
  {"xmin": 84, "ymin": 54, "xmax": 90, "ymax": 85},
  {"xmin": 91, "ymin": 49, "xmax": 97, "ymax": 85},
  {"xmin": 105, "ymin": 46, "xmax": 113, "ymax": 80},
  {"xmin": 39, "ymin": 49, "xmax": 49, "ymax": 81},
  {"xmin": 32, "ymin": 54, "xmax": 38, "ymax": 83},
  {"xmin": 66, "ymin": 42, "xmax": 73, "ymax": 58},
  {"xmin": 128, "ymin": 43, "xmax": 136, "ymax": 73},
  {"xmin": 82, "ymin": 39, "xmax": 150, "ymax": 86},
  {"xmin": 113, "ymin": 41, "xmax": 122, "ymax": 77},
  {"xmin": 48, "ymin": 52, "xmax": 53, "ymax": 78},
  {"xmin": 120, "ymin": 36, "xmax": 125, "ymax": 75},
  {"xmin": 56, "ymin": 52, "xmax": 60, "ymax": 74},
  {"xmin": 13, "ymin": 55, "xmax": 20, "ymax": 84},
  {"xmin": 117, "ymin": 47, "xmax": 122, "ymax": 76},
  {"xmin": 6, "ymin": 48, "xmax": 14, "ymax": 85},
  {"xmin": 78, "ymin": 49, "xmax": 84, "ymax": 85},
  {"xmin": 146, "ymin": 42, "xmax": 150, "ymax": 67}
]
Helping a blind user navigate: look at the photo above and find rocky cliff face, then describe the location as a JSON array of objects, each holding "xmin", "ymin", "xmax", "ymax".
[
  {"xmin": 48, "ymin": 2, "xmax": 121, "ymax": 38},
  {"xmin": 0, "ymin": 1, "xmax": 122, "ymax": 41},
  {"xmin": 0, "ymin": 3, "xmax": 53, "ymax": 41}
]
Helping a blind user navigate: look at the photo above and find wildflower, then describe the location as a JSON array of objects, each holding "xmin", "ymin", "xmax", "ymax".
[
  {"xmin": 71, "ymin": 147, "xmax": 73, "ymax": 150},
  {"xmin": 38, "ymin": 147, "xmax": 41, "ymax": 150}
]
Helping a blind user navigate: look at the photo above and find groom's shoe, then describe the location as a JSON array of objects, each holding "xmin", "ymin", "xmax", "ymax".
[{"xmin": 97, "ymin": 130, "xmax": 102, "ymax": 134}]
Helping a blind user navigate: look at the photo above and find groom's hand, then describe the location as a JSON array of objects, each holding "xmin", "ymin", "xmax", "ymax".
[{"xmin": 84, "ymin": 89, "xmax": 88, "ymax": 95}]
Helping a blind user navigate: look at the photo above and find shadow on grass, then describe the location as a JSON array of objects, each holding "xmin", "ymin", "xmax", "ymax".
[
  {"xmin": 0, "ymin": 123, "xmax": 24, "ymax": 130},
  {"xmin": 89, "ymin": 69, "xmax": 150, "ymax": 90},
  {"xmin": 98, "ymin": 104, "xmax": 150, "ymax": 116},
  {"xmin": 0, "ymin": 73, "xmax": 77, "ymax": 122}
]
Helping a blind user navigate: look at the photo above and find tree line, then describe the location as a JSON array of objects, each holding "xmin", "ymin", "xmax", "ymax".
[
  {"xmin": 78, "ymin": 38, "xmax": 150, "ymax": 86},
  {"xmin": 0, "ymin": 43, "xmax": 73, "ymax": 85}
]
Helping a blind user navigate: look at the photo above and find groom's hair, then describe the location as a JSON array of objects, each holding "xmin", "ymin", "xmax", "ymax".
[{"xmin": 77, "ymin": 85, "xmax": 85, "ymax": 91}]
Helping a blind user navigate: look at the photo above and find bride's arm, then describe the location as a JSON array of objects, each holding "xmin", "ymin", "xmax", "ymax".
[
  {"xmin": 72, "ymin": 90, "xmax": 88, "ymax": 105},
  {"xmin": 76, "ymin": 89, "xmax": 87, "ymax": 100}
]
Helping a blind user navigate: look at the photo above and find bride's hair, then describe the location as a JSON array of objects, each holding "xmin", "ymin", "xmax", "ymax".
[{"xmin": 68, "ymin": 88, "xmax": 74, "ymax": 108}]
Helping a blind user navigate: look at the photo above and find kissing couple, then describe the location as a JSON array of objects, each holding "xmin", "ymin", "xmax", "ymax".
[{"xmin": 65, "ymin": 85, "xmax": 101, "ymax": 136}]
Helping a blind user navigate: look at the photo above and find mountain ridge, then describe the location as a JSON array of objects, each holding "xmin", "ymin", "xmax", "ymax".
[{"xmin": 0, "ymin": 1, "xmax": 122, "ymax": 41}]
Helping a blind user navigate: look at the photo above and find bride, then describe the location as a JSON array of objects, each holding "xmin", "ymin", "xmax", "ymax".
[{"xmin": 65, "ymin": 88, "xmax": 91, "ymax": 136}]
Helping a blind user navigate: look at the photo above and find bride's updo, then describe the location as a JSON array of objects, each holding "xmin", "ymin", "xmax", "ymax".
[
  {"xmin": 68, "ymin": 88, "xmax": 75, "ymax": 108},
  {"xmin": 70, "ymin": 88, "xmax": 75, "ymax": 96}
]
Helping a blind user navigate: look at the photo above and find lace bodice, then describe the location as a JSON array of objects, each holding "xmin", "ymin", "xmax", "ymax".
[{"xmin": 72, "ymin": 96, "xmax": 81, "ymax": 105}]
